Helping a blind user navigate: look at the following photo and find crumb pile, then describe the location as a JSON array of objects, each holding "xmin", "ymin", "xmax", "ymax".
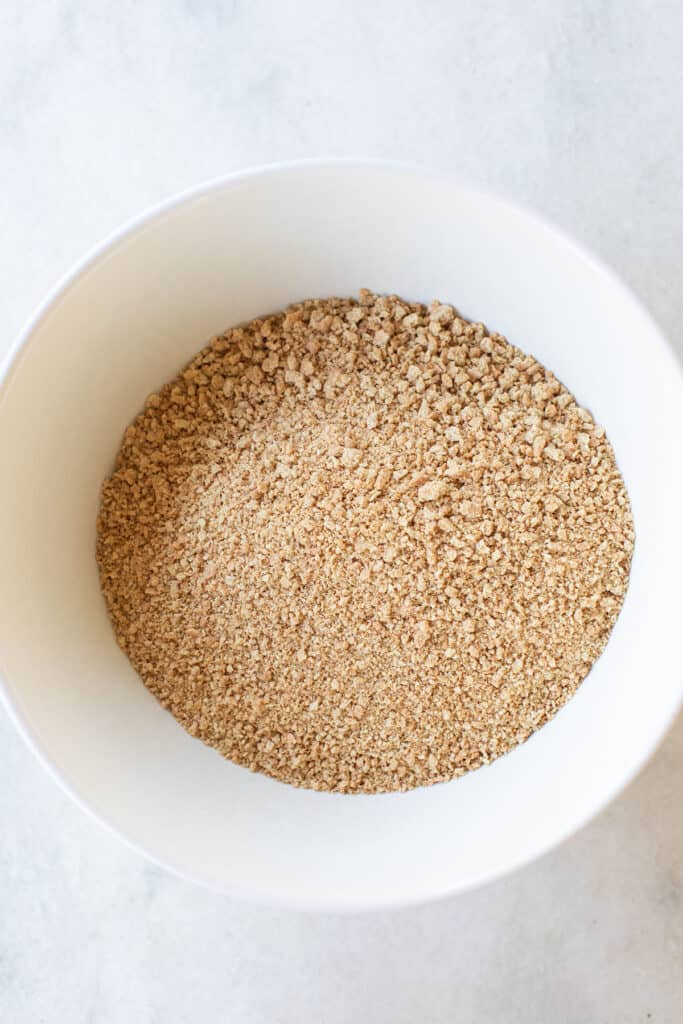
[{"xmin": 97, "ymin": 291, "xmax": 634, "ymax": 793}]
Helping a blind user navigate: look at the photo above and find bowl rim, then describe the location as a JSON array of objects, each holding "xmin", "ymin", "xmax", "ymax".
[{"xmin": 1, "ymin": 157, "xmax": 682, "ymax": 911}]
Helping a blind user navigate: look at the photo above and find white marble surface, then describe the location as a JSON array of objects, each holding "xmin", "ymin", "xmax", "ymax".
[{"xmin": 1, "ymin": 2, "xmax": 682, "ymax": 1021}]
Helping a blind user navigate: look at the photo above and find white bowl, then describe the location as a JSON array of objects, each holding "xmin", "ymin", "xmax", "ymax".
[{"xmin": 1, "ymin": 162, "xmax": 681, "ymax": 911}]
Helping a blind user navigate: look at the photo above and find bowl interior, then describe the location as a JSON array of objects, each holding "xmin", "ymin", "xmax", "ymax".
[{"xmin": 0, "ymin": 164, "xmax": 681, "ymax": 909}]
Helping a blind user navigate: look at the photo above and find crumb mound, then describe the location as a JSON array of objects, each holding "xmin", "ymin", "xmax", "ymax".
[{"xmin": 97, "ymin": 291, "xmax": 634, "ymax": 793}]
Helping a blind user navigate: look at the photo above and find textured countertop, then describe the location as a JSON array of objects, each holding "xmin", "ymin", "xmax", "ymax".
[{"xmin": 1, "ymin": 3, "xmax": 681, "ymax": 1021}]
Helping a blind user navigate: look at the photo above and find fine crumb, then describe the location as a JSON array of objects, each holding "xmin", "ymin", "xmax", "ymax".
[{"xmin": 96, "ymin": 291, "xmax": 634, "ymax": 794}]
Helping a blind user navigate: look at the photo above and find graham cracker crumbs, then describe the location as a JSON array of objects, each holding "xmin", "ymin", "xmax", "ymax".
[{"xmin": 96, "ymin": 291, "xmax": 634, "ymax": 794}]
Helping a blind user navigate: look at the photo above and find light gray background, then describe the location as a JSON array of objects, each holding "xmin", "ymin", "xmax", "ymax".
[{"xmin": 1, "ymin": 3, "xmax": 681, "ymax": 1022}]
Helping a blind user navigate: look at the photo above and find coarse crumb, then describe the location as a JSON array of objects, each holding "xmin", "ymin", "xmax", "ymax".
[{"xmin": 96, "ymin": 291, "xmax": 634, "ymax": 793}]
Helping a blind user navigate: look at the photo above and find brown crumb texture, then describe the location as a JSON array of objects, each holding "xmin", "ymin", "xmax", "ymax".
[{"xmin": 96, "ymin": 291, "xmax": 634, "ymax": 793}]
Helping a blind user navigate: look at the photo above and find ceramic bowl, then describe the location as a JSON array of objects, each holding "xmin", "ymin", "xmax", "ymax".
[{"xmin": 1, "ymin": 162, "xmax": 681, "ymax": 909}]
